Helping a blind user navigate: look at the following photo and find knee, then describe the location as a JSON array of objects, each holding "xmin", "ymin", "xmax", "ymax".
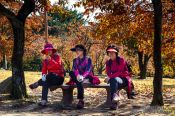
[
  {"xmin": 109, "ymin": 78, "xmax": 116, "ymax": 85},
  {"xmin": 42, "ymin": 82, "xmax": 48, "ymax": 88},
  {"xmin": 115, "ymin": 77, "xmax": 123, "ymax": 84}
]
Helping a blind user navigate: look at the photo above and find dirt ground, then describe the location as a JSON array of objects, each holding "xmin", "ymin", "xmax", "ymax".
[
  {"xmin": 0, "ymin": 87, "xmax": 175, "ymax": 116},
  {"xmin": 0, "ymin": 70, "xmax": 175, "ymax": 116}
]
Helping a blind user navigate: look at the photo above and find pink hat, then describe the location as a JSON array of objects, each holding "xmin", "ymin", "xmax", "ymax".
[{"xmin": 41, "ymin": 43, "xmax": 57, "ymax": 54}]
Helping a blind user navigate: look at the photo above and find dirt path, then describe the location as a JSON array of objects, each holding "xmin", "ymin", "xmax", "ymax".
[{"xmin": 0, "ymin": 88, "xmax": 175, "ymax": 116}]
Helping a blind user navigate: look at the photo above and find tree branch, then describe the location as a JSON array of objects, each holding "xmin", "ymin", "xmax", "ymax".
[
  {"xmin": 17, "ymin": 0, "xmax": 35, "ymax": 22},
  {"xmin": 0, "ymin": 3, "xmax": 17, "ymax": 21}
]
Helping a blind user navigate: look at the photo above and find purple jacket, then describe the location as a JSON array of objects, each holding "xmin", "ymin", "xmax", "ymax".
[
  {"xmin": 72, "ymin": 56, "xmax": 100, "ymax": 85},
  {"xmin": 73, "ymin": 57, "xmax": 93, "ymax": 77}
]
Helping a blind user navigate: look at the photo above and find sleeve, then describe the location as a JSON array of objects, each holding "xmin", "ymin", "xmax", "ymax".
[
  {"xmin": 105, "ymin": 61, "xmax": 111, "ymax": 77},
  {"xmin": 58, "ymin": 57, "xmax": 65, "ymax": 74},
  {"xmin": 72, "ymin": 59, "xmax": 79, "ymax": 77},
  {"xmin": 82, "ymin": 58, "xmax": 92, "ymax": 78},
  {"xmin": 120, "ymin": 60, "xmax": 130, "ymax": 77},
  {"xmin": 42, "ymin": 60, "xmax": 47, "ymax": 75}
]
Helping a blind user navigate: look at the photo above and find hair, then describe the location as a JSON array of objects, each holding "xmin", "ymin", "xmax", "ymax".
[{"xmin": 83, "ymin": 49, "xmax": 87, "ymax": 56}]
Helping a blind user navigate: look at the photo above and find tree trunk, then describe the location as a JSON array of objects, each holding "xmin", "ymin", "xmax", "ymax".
[
  {"xmin": 2, "ymin": 49, "xmax": 8, "ymax": 70},
  {"xmin": 10, "ymin": 21, "xmax": 27, "ymax": 99},
  {"xmin": 0, "ymin": 0, "xmax": 35, "ymax": 99},
  {"xmin": 151, "ymin": 0, "xmax": 164, "ymax": 106},
  {"xmin": 98, "ymin": 68, "xmax": 103, "ymax": 75},
  {"xmin": 138, "ymin": 51, "xmax": 151, "ymax": 79},
  {"xmin": 98, "ymin": 61, "xmax": 105, "ymax": 75}
]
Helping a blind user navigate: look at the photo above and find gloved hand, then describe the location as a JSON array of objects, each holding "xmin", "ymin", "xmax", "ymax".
[
  {"xmin": 42, "ymin": 74, "xmax": 46, "ymax": 82},
  {"xmin": 77, "ymin": 75, "xmax": 84, "ymax": 82},
  {"xmin": 104, "ymin": 77, "xmax": 110, "ymax": 83}
]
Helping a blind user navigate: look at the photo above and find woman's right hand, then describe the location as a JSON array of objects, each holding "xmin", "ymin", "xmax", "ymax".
[{"xmin": 42, "ymin": 74, "xmax": 46, "ymax": 82}]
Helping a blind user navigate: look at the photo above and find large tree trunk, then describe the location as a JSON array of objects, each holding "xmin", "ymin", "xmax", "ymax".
[
  {"xmin": 0, "ymin": 0, "xmax": 35, "ymax": 99},
  {"xmin": 138, "ymin": 51, "xmax": 151, "ymax": 79},
  {"xmin": 10, "ymin": 21, "xmax": 27, "ymax": 99},
  {"xmin": 151, "ymin": 0, "xmax": 164, "ymax": 106}
]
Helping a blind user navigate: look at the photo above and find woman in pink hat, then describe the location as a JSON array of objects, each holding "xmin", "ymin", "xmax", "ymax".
[
  {"xmin": 29, "ymin": 43, "xmax": 65, "ymax": 106},
  {"xmin": 104, "ymin": 44, "xmax": 132, "ymax": 110}
]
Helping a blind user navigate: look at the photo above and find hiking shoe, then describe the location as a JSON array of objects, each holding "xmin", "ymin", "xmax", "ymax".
[
  {"xmin": 131, "ymin": 91, "xmax": 138, "ymax": 96},
  {"xmin": 38, "ymin": 100, "xmax": 47, "ymax": 107},
  {"xmin": 29, "ymin": 82, "xmax": 38, "ymax": 89},
  {"xmin": 77, "ymin": 100, "xmax": 84, "ymax": 109}
]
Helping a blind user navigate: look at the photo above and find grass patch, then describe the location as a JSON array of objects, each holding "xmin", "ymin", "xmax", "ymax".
[{"xmin": 0, "ymin": 70, "xmax": 175, "ymax": 93}]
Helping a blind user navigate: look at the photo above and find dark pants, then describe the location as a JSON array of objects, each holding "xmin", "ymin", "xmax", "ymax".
[
  {"xmin": 38, "ymin": 73, "xmax": 64, "ymax": 101},
  {"xmin": 109, "ymin": 77, "xmax": 128, "ymax": 100},
  {"xmin": 69, "ymin": 71, "xmax": 93, "ymax": 99}
]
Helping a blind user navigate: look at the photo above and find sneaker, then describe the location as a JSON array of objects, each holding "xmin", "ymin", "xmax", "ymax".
[
  {"xmin": 77, "ymin": 100, "xmax": 84, "ymax": 109},
  {"xmin": 110, "ymin": 102, "xmax": 118, "ymax": 110},
  {"xmin": 29, "ymin": 82, "xmax": 38, "ymax": 89},
  {"xmin": 112, "ymin": 93, "xmax": 120, "ymax": 103},
  {"xmin": 38, "ymin": 100, "xmax": 47, "ymax": 107},
  {"xmin": 131, "ymin": 91, "xmax": 138, "ymax": 96}
]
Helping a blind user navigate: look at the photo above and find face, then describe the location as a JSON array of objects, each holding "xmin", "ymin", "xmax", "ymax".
[
  {"xmin": 108, "ymin": 52, "xmax": 117, "ymax": 60},
  {"xmin": 45, "ymin": 49, "xmax": 53, "ymax": 56},
  {"xmin": 76, "ymin": 49, "xmax": 84, "ymax": 57}
]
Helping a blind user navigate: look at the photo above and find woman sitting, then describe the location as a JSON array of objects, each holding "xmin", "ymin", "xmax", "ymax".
[
  {"xmin": 104, "ymin": 44, "xmax": 132, "ymax": 110},
  {"xmin": 66, "ymin": 44, "xmax": 100, "ymax": 109},
  {"xmin": 29, "ymin": 43, "xmax": 65, "ymax": 106}
]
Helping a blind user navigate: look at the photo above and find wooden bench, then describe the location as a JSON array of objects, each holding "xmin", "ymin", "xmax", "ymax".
[{"xmin": 50, "ymin": 84, "xmax": 130, "ymax": 106}]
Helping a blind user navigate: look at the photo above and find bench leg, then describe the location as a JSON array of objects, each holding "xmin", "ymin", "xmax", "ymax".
[
  {"xmin": 105, "ymin": 88, "xmax": 111, "ymax": 106},
  {"xmin": 62, "ymin": 87, "xmax": 74, "ymax": 106}
]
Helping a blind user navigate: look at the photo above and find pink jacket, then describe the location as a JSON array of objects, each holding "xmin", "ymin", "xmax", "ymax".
[{"xmin": 106, "ymin": 57, "xmax": 131, "ymax": 94}]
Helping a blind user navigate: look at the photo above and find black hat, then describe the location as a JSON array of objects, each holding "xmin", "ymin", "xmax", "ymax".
[{"xmin": 70, "ymin": 44, "xmax": 86, "ymax": 52}]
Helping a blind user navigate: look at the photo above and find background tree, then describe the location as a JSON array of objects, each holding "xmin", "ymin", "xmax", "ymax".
[{"xmin": 0, "ymin": 16, "xmax": 13, "ymax": 70}]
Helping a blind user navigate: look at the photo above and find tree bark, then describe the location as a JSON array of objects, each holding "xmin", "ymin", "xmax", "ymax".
[
  {"xmin": 2, "ymin": 48, "xmax": 8, "ymax": 70},
  {"xmin": 10, "ymin": 21, "xmax": 27, "ymax": 99},
  {"xmin": 138, "ymin": 51, "xmax": 151, "ymax": 79},
  {"xmin": 151, "ymin": 0, "xmax": 164, "ymax": 106},
  {"xmin": 0, "ymin": 0, "xmax": 35, "ymax": 99}
]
